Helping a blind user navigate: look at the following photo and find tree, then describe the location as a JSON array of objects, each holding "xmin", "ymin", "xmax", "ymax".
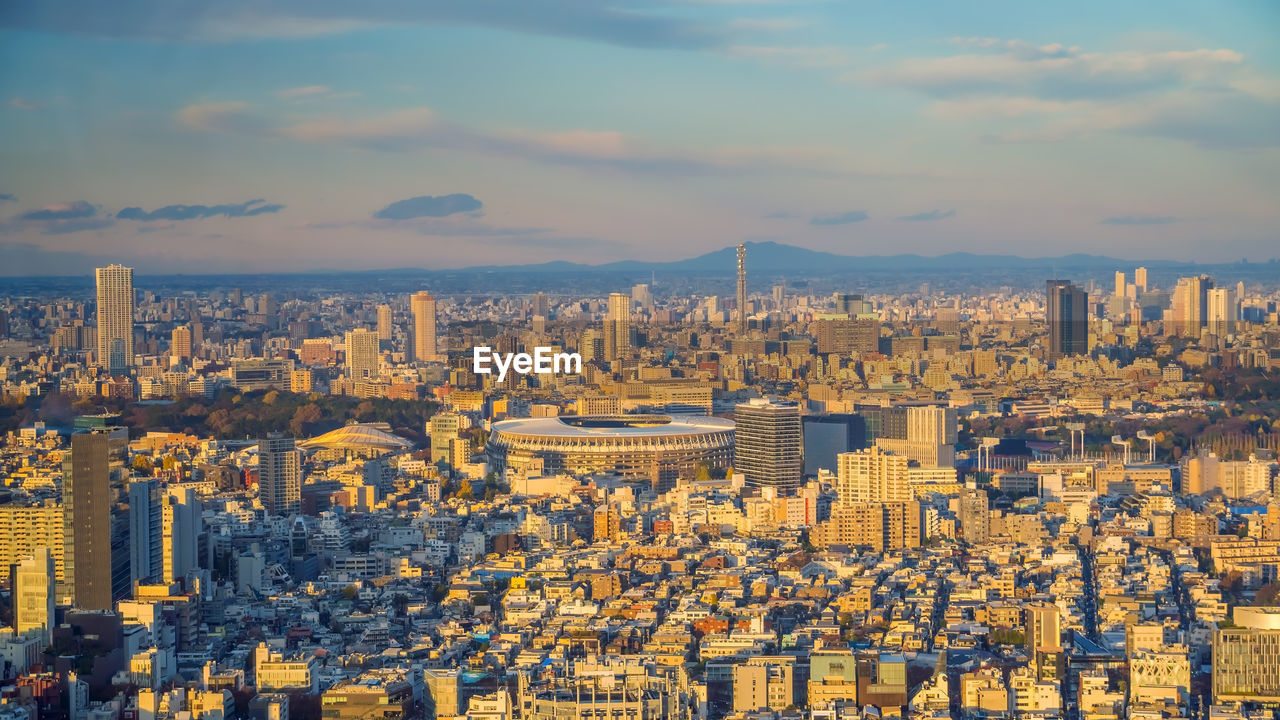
[
  {"xmin": 132, "ymin": 455, "xmax": 154, "ymax": 473},
  {"xmin": 457, "ymin": 479, "xmax": 474, "ymax": 500}
]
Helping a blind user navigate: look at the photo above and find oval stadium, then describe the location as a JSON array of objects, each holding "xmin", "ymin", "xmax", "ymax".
[{"xmin": 486, "ymin": 414, "xmax": 735, "ymax": 491}]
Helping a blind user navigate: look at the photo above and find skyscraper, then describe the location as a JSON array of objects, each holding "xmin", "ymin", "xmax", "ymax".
[
  {"xmin": 1114, "ymin": 271, "xmax": 1126, "ymax": 298},
  {"xmin": 63, "ymin": 431, "xmax": 117, "ymax": 610},
  {"xmin": 1135, "ymin": 266, "xmax": 1148, "ymax": 293},
  {"xmin": 734, "ymin": 398, "xmax": 803, "ymax": 492},
  {"xmin": 345, "ymin": 328, "xmax": 380, "ymax": 379},
  {"xmin": 1207, "ymin": 287, "xmax": 1238, "ymax": 337},
  {"xmin": 1170, "ymin": 275, "xmax": 1213, "ymax": 336},
  {"xmin": 162, "ymin": 486, "xmax": 202, "ymax": 584},
  {"xmin": 171, "ymin": 325, "xmax": 192, "ymax": 362},
  {"xmin": 736, "ymin": 243, "xmax": 747, "ymax": 335},
  {"xmin": 129, "ymin": 479, "xmax": 162, "ymax": 585},
  {"xmin": 259, "ymin": 435, "xmax": 302, "ymax": 517},
  {"xmin": 95, "ymin": 264, "xmax": 135, "ymax": 373},
  {"xmin": 376, "ymin": 304, "xmax": 393, "ymax": 343},
  {"xmin": 607, "ymin": 292, "xmax": 631, "ymax": 363},
  {"xmin": 532, "ymin": 291, "xmax": 550, "ymax": 318},
  {"xmin": 1045, "ymin": 279, "xmax": 1087, "ymax": 360},
  {"xmin": 13, "ymin": 548, "xmax": 55, "ymax": 644},
  {"xmin": 411, "ymin": 291, "xmax": 438, "ymax": 362}
]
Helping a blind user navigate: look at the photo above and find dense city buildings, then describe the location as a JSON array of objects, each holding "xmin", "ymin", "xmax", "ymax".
[{"xmin": 0, "ymin": 257, "xmax": 1279, "ymax": 720}]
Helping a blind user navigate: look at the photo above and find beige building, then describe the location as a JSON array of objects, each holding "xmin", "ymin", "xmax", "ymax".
[
  {"xmin": 95, "ymin": 264, "xmax": 135, "ymax": 372},
  {"xmin": 732, "ymin": 656, "xmax": 795, "ymax": 713},
  {"xmin": 0, "ymin": 501, "xmax": 64, "ymax": 586},
  {"xmin": 411, "ymin": 291, "xmax": 438, "ymax": 362},
  {"xmin": 1213, "ymin": 606, "xmax": 1280, "ymax": 703}
]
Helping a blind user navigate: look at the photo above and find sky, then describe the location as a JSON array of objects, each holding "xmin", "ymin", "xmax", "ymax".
[{"xmin": 1, "ymin": 0, "xmax": 1278, "ymax": 275}]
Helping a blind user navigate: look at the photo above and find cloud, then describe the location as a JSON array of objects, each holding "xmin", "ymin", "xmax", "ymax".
[
  {"xmin": 898, "ymin": 209, "xmax": 956, "ymax": 221},
  {"xmin": 176, "ymin": 102, "xmax": 869, "ymax": 178},
  {"xmin": 116, "ymin": 199, "xmax": 284, "ymax": 221},
  {"xmin": 276, "ymin": 85, "xmax": 331, "ymax": 100},
  {"xmin": 728, "ymin": 18, "xmax": 806, "ymax": 32},
  {"xmin": 2, "ymin": 201, "xmax": 115, "ymax": 235},
  {"xmin": 864, "ymin": 41, "xmax": 1244, "ymax": 100},
  {"xmin": 373, "ymin": 194, "xmax": 483, "ymax": 220},
  {"xmin": 872, "ymin": 39, "xmax": 1280, "ymax": 150},
  {"xmin": 8, "ymin": 97, "xmax": 38, "ymax": 111},
  {"xmin": 0, "ymin": 194, "xmax": 15, "ymax": 203},
  {"xmin": 764, "ymin": 211, "xmax": 794, "ymax": 219},
  {"xmin": 810, "ymin": 210, "xmax": 868, "ymax": 226},
  {"xmin": 16, "ymin": 201, "xmax": 97, "ymax": 221},
  {"xmin": 1101, "ymin": 215, "xmax": 1177, "ymax": 226},
  {"xmin": 0, "ymin": 0, "xmax": 723, "ymax": 50}
]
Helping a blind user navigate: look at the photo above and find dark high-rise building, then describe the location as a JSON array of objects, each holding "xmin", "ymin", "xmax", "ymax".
[
  {"xmin": 63, "ymin": 430, "xmax": 126, "ymax": 610},
  {"xmin": 259, "ymin": 435, "xmax": 302, "ymax": 517},
  {"xmin": 1046, "ymin": 279, "xmax": 1088, "ymax": 360},
  {"xmin": 734, "ymin": 398, "xmax": 803, "ymax": 493},
  {"xmin": 803, "ymin": 414, "xmax": 868, "ymax": 476}
]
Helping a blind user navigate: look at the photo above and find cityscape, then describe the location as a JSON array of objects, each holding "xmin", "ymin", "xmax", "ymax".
[{"xmin": 3, "ymin": 3, "xmax": 1280, "ymax": 720}]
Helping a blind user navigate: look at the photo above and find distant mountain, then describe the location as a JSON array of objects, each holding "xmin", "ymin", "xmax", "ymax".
[{"xmin": 452, "ymin": 241, "xmax": 1243, "ymax": 275}]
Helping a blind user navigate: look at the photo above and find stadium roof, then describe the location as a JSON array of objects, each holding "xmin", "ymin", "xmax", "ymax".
[
  {"xmin": 299, "ymin": 423, "xmax": 412, "ymax": 451},
  {"xmin": 491, "ymin": 414, "xmax": 733, "ymax": 439}
]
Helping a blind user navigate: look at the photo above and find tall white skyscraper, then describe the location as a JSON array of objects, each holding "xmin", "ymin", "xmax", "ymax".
[
  {"xmin": 345, "ymin": 328, "xmax": 380, "ymax": 379},
  {"xmin": 14, "ymin": 547, "xmax": 55, "ymax": 644},
  {"xmin": 259, "ymin": 435, "xmax": 301, "ymax": 517},
  {"xmin": 607, "ymin": 292, "xmax": 631, "ymax": 363},
  {"xmin": 1207, "ymin": 287, "xmax": 1239, "ymax": 337},
  {"xmin": 1134, "ymin": 267, "xmax": 1148, "ymax": 293},
  {"xmin": 95, "ymin": 264, "xmax": 135, "ymax": 373},
  {"xmin": 376, "ymin": 304, "xmax": 393, "ymax": 343},
  {"xmin": 129, "ymin": 479, "xmax": 161, "ymax": 585},
  {"xmin": 411, "ymin": 291, "xmax": 438, "ymax": 362},
  {"xmin": 162, "ymin": 486, "xmax": 202, "ymax": 584}
]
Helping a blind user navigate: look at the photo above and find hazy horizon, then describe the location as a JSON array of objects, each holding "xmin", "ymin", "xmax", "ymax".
[{"xmin": 3, "ymin": 0, "xmax": 1279, "ymax": 274}]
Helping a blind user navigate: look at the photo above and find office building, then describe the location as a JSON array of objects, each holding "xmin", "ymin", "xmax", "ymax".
[
  {"xmin": 736, "ymin": 244, "xmax": 747, "ymax": 335},
  {"xmin": 344, "ymin": 328, "xmax": 380, "ymax": 380},
  {"xmin": 874, "ymin": 405, "xmax": 957, "ymax": 468},
  {"xmin": 802, "ymin": 414, "xmax": 867, "ymax": 476},
  {"xmin": 95, "ymin": 264, "xmax": 135, "ymax": 373},
  {"xmin": 162, "ymin": 487, "xmax": 202, "ymax": 584},
  {"xmin": 129, "ymin": 479, "xmax": 162, "ymax": 585},
  {"xmin": 734, "ymin": 398, "xmax": 803, "ymax": 492},
  {"xmin": 1114, "ymin": 271, "xmax": 1125, "ymax": 298},
  {"xmin": 1045, "ymin": 279, "xmax": 1087, "ymax": 359},
  {"xmin": 13, "ymin": 548, "xmax": 55, "ymax": 644},
  {"xmin": 532, "ymin": 291, "xmax": 550, "ymax": 318},
  {"xmin": 411, "ymin": 290, "xmax": 438, "ymax": 362},
  {"xmin": 607, "ymin": 292, "xmax": 631, "ymax": 363},
  {"xmin": 1169, "ymin": 275, "xmax": 1212, "ymax": 336},
  {"xmin": 429, "ymin": 413, "xmax": 462, "ymax": 468},
  {"xmin": 376, "ymin": 304, "xmax": 392, "ymax": 342},
  {"xmin": 1207, "ymin": 287, "xmax": 1238, "ymax": 336},
  {"xmin": 1213, "ymin": 606, "xmax": 1280, "ymax": 703},
  {"xmin": 1135, "ymin": 266, "xmax": 1148, "ymax": 293},
  {"xmin": 63, "ymin": 430, "xmax": 123, "ymax": 610},
  {"xmin": 259, "ymin": 435, "xmax": 302, "ymax": 517},
  {"xmin": 171, "ymin": 325, "xmax": 192, "ymax": 361}
]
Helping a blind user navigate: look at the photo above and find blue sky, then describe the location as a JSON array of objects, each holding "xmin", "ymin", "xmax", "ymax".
[{"xmin": 1, "ymin": 0, "xmax": 1277, "ymax": 274}]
